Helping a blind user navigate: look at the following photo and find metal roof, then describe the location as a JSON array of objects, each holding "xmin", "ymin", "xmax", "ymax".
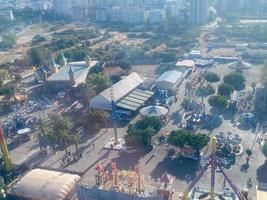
[
  {"xmin": 156, "ymin": 70, "xmax": 183, "ymax": 84},
  {"xmin": 48, "ymin": 61, "xmax": 98, "ymax": 84},
  {"xmin": 90, "ymin": 72, "xmax": 144, "ymax": 110},
  {"xmin": 116, "ymin": 88, "xmax": 154, "ymax": 111}
]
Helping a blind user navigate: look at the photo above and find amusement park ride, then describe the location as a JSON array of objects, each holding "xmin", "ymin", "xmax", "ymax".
[
  {"xmin": 93, "ymin": 137, "xmax": 248, "ymax": 200},
  {"xmin": 0, "ymin": 117, "xmax": 249, "ymax": 200},
  {"xmin": 182, "ymin": 137, "xmax": 247, "ymax": 200}
]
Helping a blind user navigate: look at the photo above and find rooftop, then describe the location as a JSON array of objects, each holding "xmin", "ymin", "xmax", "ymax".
[
  {"xmin": 156, "ymin": 70, "xmax": 183, "ymax": 84},
  {"xmin": 116, "ymin": 89, "xmax": 154, "ymax": 111},
  {"xmin": 48, "ymin": 61, "xmax": 98, "ymax": 84},
  {"xmin": 176, "ymin": 60, "xmax": 195, "ymax": 68},
  {"xmin": 9, "ymin": 168, "xmax": 81, "ymax": 200},
  {"xmin": 90, "ymin": 72, "xmax": 144, "ymax": 110}
]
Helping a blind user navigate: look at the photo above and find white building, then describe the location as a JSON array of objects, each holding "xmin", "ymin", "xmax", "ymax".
[
  {"xmin": 155, "ymin": 70, "xmax": 183, "ymax": 90},
  {"xmin": 146, "ymin": 9, "xmax": 166, "ymax": 24},
  {"xmin": 190, "ymin": 0, "xmax": 208, "ymax": 24},
  {"xmin": 53, "ymin": 0, "xmax": 91, "ymax": 18},
  {"xmin": 123, "ymin": 7, "xmax": 146, "ymax": 24},
  {"xmin": 90, "ymin": 72, "xmax": 144, "ymax": 111},
  {"xmin": 164, "ymin": 0, "xmax": 185, "ymax": 22}
]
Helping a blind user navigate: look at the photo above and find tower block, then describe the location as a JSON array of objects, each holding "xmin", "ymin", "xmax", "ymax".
[{"xmin": 0, "ymin": 125, "xmax": 12, "ymax": 172}]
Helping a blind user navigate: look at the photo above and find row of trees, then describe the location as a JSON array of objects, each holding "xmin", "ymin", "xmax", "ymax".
[
  {"xmin": 36, "ymin": 115, "xmax": 79, "ymax": 153},
  {"xmin": 207, "ymin": 71, "xmax": 246, "ymax": 111}
]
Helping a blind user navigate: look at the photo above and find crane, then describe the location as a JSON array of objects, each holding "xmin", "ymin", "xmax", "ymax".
[{"xmin": 182, "ymin": 137, "xmax": 247, "ymax": 200}]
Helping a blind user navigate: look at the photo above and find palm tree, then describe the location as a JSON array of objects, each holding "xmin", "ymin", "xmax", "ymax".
[
  {"xmin": 196, "ymin": 87, "xmax": 206, "ymax": 103},
  {"xmin": 185, "ymin": 82, "xmax": 193, "ymax": 96},
  {"xmin": 57, "ymin": 129, "xmax": 70, "ymax": 155},
  {"xmin": 245, "ymin": 149, "xmax": 252, "ymax": 164},
  {"xmin": 68, "ymin": 133, "xmax": 80, "ymax": 154},
  {"xmin": 35, "ymin": 118, "xmax": 48, "ymax": 150}
]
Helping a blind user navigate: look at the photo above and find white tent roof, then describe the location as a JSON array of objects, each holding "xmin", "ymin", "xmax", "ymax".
[
  {"xmin": 228, "ymin": 60, "xmax": 252, "ymax": 70},
  {"xmin": 140, "ymin": 106, "xmax": 169, "ymax": 117},
  {"xmin": 9, "ymin": 168, "xmax": 81, "ymax": 200},
  {"xmin": 156, "ymin": 70, "xmax": 183, "ymax": 84},
  {"xmin": 90, "ymin": 72, "xmax": 143, "ymax": 110}
]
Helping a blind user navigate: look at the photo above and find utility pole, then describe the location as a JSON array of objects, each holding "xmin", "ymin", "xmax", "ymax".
[{"xmin": 109, "ymin": 77, "xmax": 119, "ymax": 145}]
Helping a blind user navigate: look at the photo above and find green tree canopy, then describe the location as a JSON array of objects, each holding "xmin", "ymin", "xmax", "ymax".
[
  {"xmin": 50, "ymin": 114, "xmax": 72, "ymax": 132},
  {"xmin": 218, "ymin": 83, "xmax": 234, "ymax": 97},
  {"xmin": 84, "ymin": 110, "xmax": 109, "ymax": 131},
  {"xmin": 119, "ymin": 60, "xmax": 132, "ymax": 71},
  {"xmin": 262, "ymin": 142, "xmax": 267, "ymax": 158},
  {"xmin": 223, "ymin": 72, "xmax": 245, "ymax": 90},
  {"xmin": 31, "ymin": 34, "xmax": 46, "ymax": 44},
  {"xmin": 135, "ymin": 116, "xmax": 162, "ymax": 132},
  {"xmin": 0, "ymin": 86, "xmax": 15, "ymax": 97},
  {"xmin": 87, "ymin": 73, "xmax": 109, "ymax": 94},
  {"xmin": 125, "ymin": 116, "xmax": 162, "ymax": 149},
  {"xmin": 246, "ymin": 149, "xmax": 252, "ymax": 156},
  {"xmin": 168, "ymin": 130, "xmax": 210, "ymax": 152},
  {"xmin": 208, "ymin": 95, "xmax": 228, "ymax": 110},
  {"xmin": 181, "ymin": 98, "xmax": 191, "ymax": 111},
  {"xmin": 204, "ymin": 72, "xmax": 220, "ymax": 82},
  {"xmin": 28, "ymin": 47, "xmax": 51, "ymax": 66},
  {"xmin": 110, "ymin": 74, "xmax": 122, "ymax": 84}
]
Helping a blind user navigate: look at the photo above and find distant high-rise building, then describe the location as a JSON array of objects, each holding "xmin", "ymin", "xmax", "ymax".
[
  {"xmin": 146, "ymin": 9, "xmax": 166, "ymax": 24},
  {"xmin": 190, "ymin": 0, "xmax": 208, "ymax": 24},
  {"xmin": 216, "ymin": 0, "xmax": 267, "ymax": 12},
  {"xmin": 164, "ymin": 0, "xmax": 186, "ymax": 22},
  {"xmin": 53, "ymin": 0, "xmax": 91, "ymax": 18}
]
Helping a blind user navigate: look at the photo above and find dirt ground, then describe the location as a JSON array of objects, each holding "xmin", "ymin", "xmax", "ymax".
[
  {"xmin": 0, "ymin": 23, "xmax": 89, "ymax": 64},
  {"xmin": 131, "ymin": 64, "xmax": 158, "ymax": 79}
]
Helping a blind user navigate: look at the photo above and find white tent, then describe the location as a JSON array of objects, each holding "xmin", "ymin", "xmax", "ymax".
[
  {"xmin": 89, "ymin": 72, "xmax": 143, "ymax": 110},
  {"xmin": 155, "ymin": 70, "xmax": 182, "ymax": 90},
  {"xmin": 9, "ymin": 168, "xmax": 81, "ymax": 200},
  {"xmin": 228, "ymin": 60, "xmax": 252, "ymax": 70},
  {"xmin": 140, "ymin": 106, "xmax": 168, "ymax": 117}
]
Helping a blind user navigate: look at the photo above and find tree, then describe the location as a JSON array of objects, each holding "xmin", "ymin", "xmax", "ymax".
[
  {"xmin": 224, "ymin": 72, "xmax": 245, "ymax": 90},
  {"xmin": 204, "ymin": 72, "xmax": 220, "ymax": 82},
  {"xmin": 68, "ymin": 133, "xmax": 80, "ymax": 153},
  {"xmin": 262, "ymin": 142, "xmax": 267, "ymax": 159},
  {"xmin": 196, "ymin": 85, "xmax": 215, "ymax": 102},
  {"xmin": 32, "ymin": 34, "xmax": 46, "ymax": 44},
  {"xmin": 125, "ymin": 116, "xmax": 162, "ymax": 149},
  {"xmin": 28, "ymin": 47, "xmax": 51, "ymax": 66},
  {"xmin": 162, "ymin": 52, "xmax": 177, "ymax": 63},
  {"xmin": 196, "ymin": 87, "xmax": 207, "ymax": 102},
  {"xmin": 0, "ymin": 86, "xmax": 15, "ymax": 97},
  {"xmin": 208, "ymin": 95, "xmax": 228, "ymax": 110},
  {"xmin": 181, "ymin": 98, "xmax": 191, "ymax": 111},
  {"xmin": 87, "ymin": 73, "xmax": 109, "ymax": 94},
  {"xmin": 0, "ymin": 33, "xmax": 17, "ymax": 49},
  {"xmin": 35, "ymin": 118, "xmax": 48, "ymax": 150},
  {"xmin": 84, "ymin": 110, "xmax": 109, "ymax": 131},
  {"xmin": 218, "ymin": 83, "xmax": 234, "ymax": 97},
  {"xmin": 119, "ymin": 60, "xmax": 132, "ymax": 71},
  {"xmin": 135, "ymin": 116, "xmax": 162, "ymax": 132},
  {"xmin": 110, "ymin": 74, "xmax": 121, "ymax": 84},
  {"xmin": 51, "ymin": 114, "xmax": 72, "ymax": 131},
  {"xmin": 168, "ymin": 130, "xmax": 210, "ymax": 152},
  {"xmin": 245, "ymin": 148, "xmax": 252, "ymax": 164}
]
